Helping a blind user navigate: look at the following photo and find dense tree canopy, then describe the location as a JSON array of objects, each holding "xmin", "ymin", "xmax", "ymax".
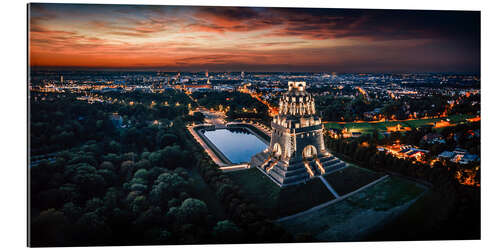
[{"xmin": 30, "ymin": 90, "xmax": 291, "ymax": 246}]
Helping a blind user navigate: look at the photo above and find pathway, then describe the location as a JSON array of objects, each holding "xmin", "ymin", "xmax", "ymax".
[
  {"xmin": 319, "ymin": 175, "xmax": 340, "ymax": 198},
  {"xmin": 219, "ymin": 164, "xmax": 250, "ymax": 172}
]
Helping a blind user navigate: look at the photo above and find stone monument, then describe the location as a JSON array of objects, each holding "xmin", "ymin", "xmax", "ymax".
[{"xmin": 250, "ymin": 81, "xmax": 346, "ymax": 187}]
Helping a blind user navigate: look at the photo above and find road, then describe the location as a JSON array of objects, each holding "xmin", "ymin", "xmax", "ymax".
[{"xmin": 197, "ymin": 107, "xmax": 227, "ymax": 126}]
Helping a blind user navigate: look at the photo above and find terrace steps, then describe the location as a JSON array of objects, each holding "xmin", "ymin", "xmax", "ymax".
[{"xmin": 250, "ymin": 149, "xmax": 347, "ymax": 187}]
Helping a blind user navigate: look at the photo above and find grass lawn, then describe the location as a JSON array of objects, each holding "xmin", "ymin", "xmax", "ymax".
[
  {"xmin": 344, "ymin": 176, "xmax": 425, "ymax": 211},
  {"xmin": 324, "ymin": 165, "xmax": 385, "ymax": 196},
  {"xmin": 323, "ymin": 114, "xmax": 477, "ymax": 135},
  {"xmin": 404, "ymin": 118, "xmax": 440, "ymax": 127},
  {"xmin": 372, "ymin": 120, "xmax": 404, "ymax": 130},
  {"xmin": 344, "ymin": 123, "xmax": 375, "ymax": 134},
  {"xmin": 447, "ymin": 113, "xmax": 476, "ymax": 123},
  {"xmin": 363, "ymin": 189, "xmax": 447, "ymax": 241},
  {"xmin": 227, "ymin": 167, "xmax": 335, "ymax": 219},
  {"xmin": 277, "ymin": 176, "xmax": 427, "ymax": 241},
  {"xmin": 324, "ymin": 123, "xmax": 342, "ymax": 130}
]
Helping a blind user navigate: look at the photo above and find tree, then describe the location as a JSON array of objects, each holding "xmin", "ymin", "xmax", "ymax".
[
  {"xmin": 62, "ymin": 202, "xmax": 83, "ymax": 222},
  {"xmin": 100, "ymin": 165, "xmax": 118, "ymax": 180},
  {"xmin": 216, "ymin": 184, "xmax": 235, "ymax": 203},
  {"xmin": 99, "ymin": 161, "xmax": 115, "ymax": 171},
  {"xmin": 102, "ymin": 153, "xmax": 121, "ymax": 165},
  {"xmin": 141, "ymin": 151, "xmax": 151, "ymax": 160},
  {"xmin": 149, "ymin": 173, "xmax": 188, "ymax": 208},
  {"xmin": 108, "ymin": 140, "xmax": 121, "ymax": 153},
  {"xmin": 171, "ymin": 198, "xmax": 208, "ymax": 224},
  {"xmin": 102, "ymin": 187, "xmax": 121, "ymax": 214},
  {"xmin": 192, "ymin": 112, "xmax": 205, "ymax": 123},
  {"xmin": 157, "ymin": 133, "xmax": 178, "ymax": 148},
  {"xmin": 130, "ymin": 183, "xmax": 148, "ymax": 193},
  {"xmin": 162, "ymin": 145, "xmax": 187, "ymax": 169},
  {"xmin": 212, "ymin": 220, "xmax": 243, "ymax": 243},
  {"xmin": 69, "ymin": 163, "xmax": 106, "ymax": 198},
  {"xmin": 135, "ymin": 159, "xmax": 152, "ymax": 170},
  {"xmin": 85, "ymin": 198, "xmax": 104, "ymax": 213},
  {"xmin": 143, "ymin": 228, "xmax": 172, "ymax": 244},
  {"xmin": 168, "ymin": 198, "xmax": 181, "ymax": 208},
  {"xmin": 132, "ymin": 168, "xmax": 150, "ymax": 184},
  {"xmin": 131, "ymin": 196, "xmax": 148, "ymax": 214},
  {"xmin": 36, "ymin": 188, "xmax": 67, "ymax": 210},
  {"xmin": 148, "ymin": 150, "xmax": 164, "ymax": 167},
  {"xmin": 31, "ymin": 209, "xmax": 70, "ymax": 247},
  {"xmin": 75, "ymin": 211, "xmax": 112, "ymax": 244},
  {"xmin": 120, "ymin": 160, "xmax": 135, "ymax": 181}
]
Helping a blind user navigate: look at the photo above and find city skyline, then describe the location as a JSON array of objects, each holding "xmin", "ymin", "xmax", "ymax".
[{"xmin": 29, "ymin": 4, "xmax": 480, "ymax": 72}]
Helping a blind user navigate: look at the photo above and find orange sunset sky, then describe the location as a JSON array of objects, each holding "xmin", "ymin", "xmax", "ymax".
[{"xmin": 29, "ymin": 4, "xmax": 480, "ymax": 72}]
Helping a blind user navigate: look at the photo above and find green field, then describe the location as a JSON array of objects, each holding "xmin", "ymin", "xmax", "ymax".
[
  {"xmin": 324, "ymin": 165, "xmax": 385, "ymax": 196},
  {"xmin": 227, "ymin": 168, "xmax": 335, "ymax": 219},
  {"xmin": 277, "ymin": 176, "xmax": 427, "ymax": 241},
  {"xmin": 364, "ymin": 189, "xmax": 445, "ymax": 241},
  {"xmin": 324, "ymin": 114, "xmax": 476, "ymax": 135}
]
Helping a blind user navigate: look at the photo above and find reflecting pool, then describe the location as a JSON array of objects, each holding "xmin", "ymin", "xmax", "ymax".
[{"xmin": 202, "ymin": 127, "xmax": 268, "ymax": 164}]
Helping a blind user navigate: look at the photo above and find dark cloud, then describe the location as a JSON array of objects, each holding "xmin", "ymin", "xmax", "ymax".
[
  {"xmin": 29, "ymin": 4, "xmax": 480, "ymax": 72},
  {"xmin": 191, "ymin": 7, "xmax": 479, "ymax": 44},
  {"xmin": 196, "ymin": 7, "xmax": 261, "ymax": 21}
]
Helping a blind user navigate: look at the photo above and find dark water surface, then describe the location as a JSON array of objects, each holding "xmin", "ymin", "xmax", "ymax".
[{"xmin": 202, "ymin": 128, "xmax": 268, "ymax": 164}]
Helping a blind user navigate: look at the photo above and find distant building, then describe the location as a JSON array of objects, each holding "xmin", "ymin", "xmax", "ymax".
[
  {"xmin": 438, "ymin": 148, "xmax": 479, "ymax": 164},
  {"xmin": 381, "ymin": 144, "xmax": 428, "ymax": 160},
  {"xmin": 363, "ymin": 108, "xmax": 382, "ymax": 120},
  {"xmin": 404, "ymin": 148, "xmax": 429, "ymax": 160},
  {"xmin": 387, "ymin": 123, "xmax": 411, "ymax": 132},
  {"xmin": 182, "ymin": 84, "xmax": 212, "ymax": 93},
  {"xmin": 438, "ymin": 151, "xmax": 454, "ymax": 160},
  {"xmin": 421, "ymin": 133, "xmax": 445, "ymax": 145},
  {"xmin": 351, "ymin": 132, "xmax": 362, "ymax": 138},
  {"xmin": 433, "ymin": 120, "xmax": 452, "ymax": 128},
  {"xmin": 133, "ymin": 86, "xmax": 151, "ymax": 93},
  {"xmin": 339, "ymin": 128, "xmax": 362, "ymax": 138},
  {"xmin": 100, "ymin": 87, "xmax": 123, "ymax": 93},
  {"xmin": 213, "ymin": 85, "xmax": 234, "ymax": 92},
  {"xmin": 466, "ymin": 129, "xmax": 480, "ymax": 139},
  {"xmin": 460, "ymin": 154, "xmax": 480, "ymax": 164}
]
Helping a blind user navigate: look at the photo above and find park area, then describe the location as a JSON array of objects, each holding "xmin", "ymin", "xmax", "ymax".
[
  {"xmin": 323, "ymin": 165, "xmax": 385, "ymax": 196},
  {"xmin": 277, "ymin": 176, "xmax": 427, "ymax": 241},
  {"xmin": 227, "ymin": 168, "xmax": 335, "ymax": 219},
  {"xmin": 323, "ymin": 114, "xmax": 477, "ymax": 135},
  {"xmin": 227, "ymin": 163, "xmax": 429, "ymax": 241},
  {"xmin": 227, "ymin": 164, "xmax": 391, "ymax": 219}
]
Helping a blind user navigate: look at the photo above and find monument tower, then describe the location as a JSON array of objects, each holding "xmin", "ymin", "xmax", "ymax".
[{"xmin": 250, "ymin": 81, "xmax": 346, "ymax": 187}]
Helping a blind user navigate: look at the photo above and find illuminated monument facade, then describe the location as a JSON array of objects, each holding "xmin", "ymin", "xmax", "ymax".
[{"xmin": 250, "ymin": 81, "xmax": 346, "ymax": 187}]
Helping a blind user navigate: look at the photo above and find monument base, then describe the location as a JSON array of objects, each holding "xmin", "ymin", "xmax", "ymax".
[{"xmin": 250, "ymin": 151, "xmax": 346, "ymax": 187}]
